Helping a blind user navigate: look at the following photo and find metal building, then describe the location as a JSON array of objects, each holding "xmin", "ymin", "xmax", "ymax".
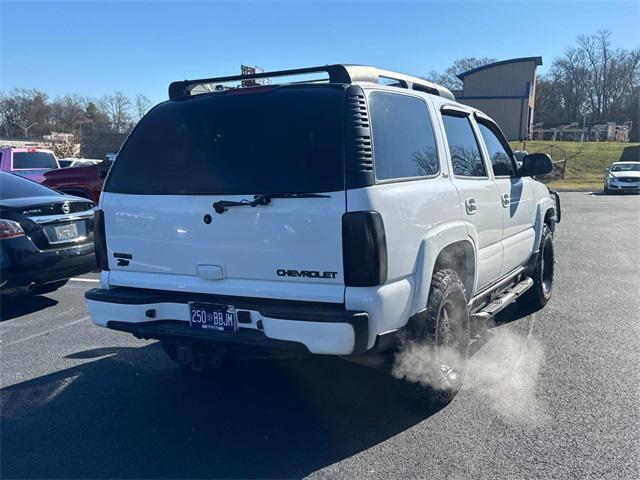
[{"xmin": 454, "ymin": 57, "xmax": 542, "ymax": 141}]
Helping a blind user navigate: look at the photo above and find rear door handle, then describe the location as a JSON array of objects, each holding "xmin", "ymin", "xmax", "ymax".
[
  {"xmin": 501, "ymin": 193, "xmax": 510, "ymax": 208},
  {"xmin": 465, "ymin": 198, "xmax": 477, "ymax": 215}
]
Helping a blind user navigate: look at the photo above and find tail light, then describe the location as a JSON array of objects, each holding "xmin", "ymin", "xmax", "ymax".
[
  {"xmin": 94, "ymin": 209, "xmax": 109, "ymax": 270},
  {"xmin": 0, "ymin": 219, "xmax": 25, "ymax": 239},
  {"xmin": 342, "ymin": 211, "xmax": 387, "ymax": 287}
]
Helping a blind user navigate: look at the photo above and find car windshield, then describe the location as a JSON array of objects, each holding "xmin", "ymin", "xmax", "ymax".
[
  {"xmin": 105, "ymin": 86, "xmax": 346, "ymax": 195},
  {"xmin": 0, "ymin": 172, "xmax": 60, "ymax": 200},
  {"xmin": 12, "ymin": 151, "xmax": 58, "ymax": 169},
  {"xmin": 611, "ymin": 163, "xmax": 640, "ymax": 172}
]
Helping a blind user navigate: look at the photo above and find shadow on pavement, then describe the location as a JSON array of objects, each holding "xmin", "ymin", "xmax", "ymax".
[
  {"xmin": 493, "ymin": 301, "xmax": 542, "ymax": 328},
  {"xmin": 1, "ymin": 343, "xmax": 444, "ymax": 479},
  {"xmin": 1, "ymin": 295, "xmax": 58, "ymax": 322}
]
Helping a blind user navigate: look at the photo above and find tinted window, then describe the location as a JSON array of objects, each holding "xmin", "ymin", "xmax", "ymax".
[
  {"xmin": 0, "ymin": 172, "xmax": 60, "ymax": 200},
  {"xmin": 106, "ymin": 87, "xmax": 345, "ymax": 195},
  {"xmin": 477, "ymin": 122, "xmax": 515, "ymax": 176},
  {"xmin": 442, "ymin": 114, "xmax": 486, "ymax": 177},
  {"xmin": 12, "ymin": 152, "xmax": 58, "ymax": 169},
  {"xmin": 369, "ymin": 92, "xmax": 439, "ymax": 180}
]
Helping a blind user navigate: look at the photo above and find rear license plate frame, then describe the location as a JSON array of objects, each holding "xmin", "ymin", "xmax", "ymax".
[{"xmin": 188, "ymin": 302, "xmax": 237, "ymax": 333}]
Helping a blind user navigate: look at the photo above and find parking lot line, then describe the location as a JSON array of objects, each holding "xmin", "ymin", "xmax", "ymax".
[
  {"xmin": 70, "ymin": 278, "xmax": 100, "ymax": 283},
  {"xmin": 3, "ymin": 316, "xmax": 90, "ymax": 347}
]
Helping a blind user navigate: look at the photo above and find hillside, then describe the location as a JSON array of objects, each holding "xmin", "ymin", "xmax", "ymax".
[{"xmin": 509, "ymin": 141, "xmax": 640, "ymax": 191}]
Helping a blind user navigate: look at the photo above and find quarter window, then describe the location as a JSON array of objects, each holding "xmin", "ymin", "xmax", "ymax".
[
  {"xmin": 477, "ymin": 122, "xmax": 516, "ymax": 176},
  {"xmin": 441, "ymin": 114, "xmax": 486, "ymax": 178},
  {"xmin": 369, "ymin": 92, "xmax": 439, "ymax": 181}
]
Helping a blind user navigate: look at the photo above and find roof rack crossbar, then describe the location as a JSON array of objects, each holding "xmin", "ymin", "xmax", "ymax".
[{"xmin": 168, "ymin": 64, "xmax": 455, "ymax": 101}]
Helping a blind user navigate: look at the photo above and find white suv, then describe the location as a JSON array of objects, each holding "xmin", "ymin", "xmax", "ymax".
[{"xmin": 86, "ymin": 65, "xmax": 560, "ymax": 399}]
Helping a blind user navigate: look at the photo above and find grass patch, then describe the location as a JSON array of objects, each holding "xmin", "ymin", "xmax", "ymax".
[{"xmin": 509, "ymin": 141, "xmax": 640, "ymax": 191}]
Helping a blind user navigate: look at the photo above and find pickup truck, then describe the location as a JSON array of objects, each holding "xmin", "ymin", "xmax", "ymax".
[{"xmin": 42, "ymin": 163, "xmax": 104, "ymax": 204}]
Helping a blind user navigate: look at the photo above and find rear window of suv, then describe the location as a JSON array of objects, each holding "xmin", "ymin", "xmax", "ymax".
[
  {"xmin": 12, "ymin": 152, "xmax": 58, "ymax": 169},
  {"xmin": 106, "ymin": 86, "xmax": 346, "ymax": 195}
]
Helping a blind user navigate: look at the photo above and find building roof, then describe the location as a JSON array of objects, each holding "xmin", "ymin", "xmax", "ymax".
[{"xmin": 457, "ymin": 57, "xmax": 543, "ymax": 80}]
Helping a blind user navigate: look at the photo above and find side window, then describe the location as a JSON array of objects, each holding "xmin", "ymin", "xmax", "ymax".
[
  {"xmin": 441, "ymin": 114, "xmax": 486, "ymax": 178},
  {"xmin": 477, "ymin": 122, "xmax": 516, "ymax": 177},
  {"xmin": 369, "ymin": 92, "xmax": 439, "ymax": 180}
]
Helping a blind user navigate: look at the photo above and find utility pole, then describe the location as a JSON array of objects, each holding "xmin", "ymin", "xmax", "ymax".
[{"xmin": 16, "ymin": 121, "xmax": 38, "ymax": 138}]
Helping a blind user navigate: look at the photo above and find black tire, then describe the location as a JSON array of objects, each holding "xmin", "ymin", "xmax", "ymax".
[
  {"xmin": 520, "ymin": 223, "xmax": 554, "ymax": 310},
  {"xmin": 160, "ymin": 340, "xmax": 186, "ymax": 366},
  {"xmin": 604, "ymin": 185, "xmax": 611, "ymax": 194},
  {"xmin": 30, "ymin": 280, "xmax": 68, "ymax": 295},
  {"xmin": 397, "ymin": 269, "xmax": 470, "ymax": 405}
]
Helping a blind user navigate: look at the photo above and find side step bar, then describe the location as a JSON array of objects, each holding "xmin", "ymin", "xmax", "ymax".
[{"xmin": 470, "ymin": 277, "xmax": 534, "ymax": 336}]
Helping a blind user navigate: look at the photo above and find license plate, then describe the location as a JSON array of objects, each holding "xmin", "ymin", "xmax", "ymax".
[
  {"xmin": 54, "ymin": 222, "xmax": 79, "ymax": 241},
  {"xmin": 189, "ymin": 302, "xmax": 236, "ymax": 332}
]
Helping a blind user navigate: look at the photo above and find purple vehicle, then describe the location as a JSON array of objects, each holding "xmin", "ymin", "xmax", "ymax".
[{"xmin": 0, "ymin": 147, "xmax": 60, "ymax": 183}]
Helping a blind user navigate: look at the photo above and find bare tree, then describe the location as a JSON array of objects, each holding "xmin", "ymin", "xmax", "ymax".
[
  {"xmin": 100, "ymin": 91, "xmax": 133, "ymax": 133},
  {"xmin": 427, "ymin": 57, "xmax": 497, "ymax": 90},
  {"xmin": 536, "ymin": 30, "xmax": 639, "ymax": 138},
  {"xmin": 134, "ymin": 94, "xmax": 152, "ymax": 122},
  {"xmin": 50, "ymin": 94, "xmax": 88, "ymax": 133},
  {"xmin": 0, "ymin": 88, "xmax": 50, "ymax": 138}
]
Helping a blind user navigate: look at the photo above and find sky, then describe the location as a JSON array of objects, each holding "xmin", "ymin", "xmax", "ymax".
[{"xmin": 1, "ymin": 0, "xmax": 639, "ymax": 106}]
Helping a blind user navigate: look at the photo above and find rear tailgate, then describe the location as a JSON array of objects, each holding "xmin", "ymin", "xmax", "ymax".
[{"xmin": 101, "ymin": 85, "xmax": 347, "ymax": 303}]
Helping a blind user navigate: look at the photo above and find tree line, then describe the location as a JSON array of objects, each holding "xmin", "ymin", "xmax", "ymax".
[
  {"xmin": 428, "ymin": 31, "xmax": 639, "ymax": 140},
  {"xmin": 0, "ymin": 90, "xmax": 152, "ymax": 139},
  {"xmin": 1, "ymin": 30, "xmax": 638, "ymax": 141}
]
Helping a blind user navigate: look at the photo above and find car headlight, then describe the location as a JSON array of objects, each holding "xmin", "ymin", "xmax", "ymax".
[{"xmin": 608, "ymin": 175, "xmax": 617, "ymax": 182}]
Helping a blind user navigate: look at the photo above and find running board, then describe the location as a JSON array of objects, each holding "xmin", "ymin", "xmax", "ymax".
[{"xmin": 470, "ymin": 277, "xmax": 533, "ymax": 336}]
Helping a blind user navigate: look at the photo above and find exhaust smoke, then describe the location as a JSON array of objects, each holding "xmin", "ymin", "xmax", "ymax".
[{"xmin": 392, "ymin": 314, "xmax": 546, "ymax": 424}]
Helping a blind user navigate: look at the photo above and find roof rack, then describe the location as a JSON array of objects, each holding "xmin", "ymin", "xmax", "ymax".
[{"xmin": 168, "ymin": 64, "xmax": 455, "ymax": 101}]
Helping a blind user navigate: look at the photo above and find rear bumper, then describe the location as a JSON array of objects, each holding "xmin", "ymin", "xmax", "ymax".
[
  {"xmin": 85, "ymin": 287, "xmax": 369, "ymax": 356},
  {"xmin": 1, "ymin": 239, "xmax": 95, "ymax": 294}
]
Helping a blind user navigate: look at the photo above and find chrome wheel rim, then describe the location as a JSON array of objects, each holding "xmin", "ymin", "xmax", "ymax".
[{"xmin": 436, "ymin": 300, "xmax": 461, "ymax": 384}]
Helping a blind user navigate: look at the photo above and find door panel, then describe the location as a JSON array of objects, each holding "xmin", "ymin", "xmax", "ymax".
[
  {"xmin": 440, "ymin": 113, "xmax": 503, "ymax": 290},
  {"xmin": 474, "ymin": 120, "xmax": 537, "ymax": 275},
  {"xmin": 494, "ymin": 177, "xmax": 537, "ymax": 274}
]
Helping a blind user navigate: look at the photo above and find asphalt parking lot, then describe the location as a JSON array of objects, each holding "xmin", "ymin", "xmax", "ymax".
[{"xmin": 1, "ymin": 192, "xmax": 639, "ymax": 479}]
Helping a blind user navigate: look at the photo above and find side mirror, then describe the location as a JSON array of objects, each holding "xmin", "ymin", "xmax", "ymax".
[{"xmin": 519, "ymin": 153, "xmax": 553, "ymax": 177}]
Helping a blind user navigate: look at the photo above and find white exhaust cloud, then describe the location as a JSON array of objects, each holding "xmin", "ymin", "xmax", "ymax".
[{"xmin": 392, "ymin": 315, "xmax": 546, "ymax": 425}]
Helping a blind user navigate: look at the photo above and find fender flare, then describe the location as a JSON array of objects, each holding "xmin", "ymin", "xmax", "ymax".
[
  {"xmin": 410, "ymin": 220, "xmax": 477, "ymax": 316},
  {"xmin": 533, "ymin": 196, "xmax": 557, "ymax": 250}
]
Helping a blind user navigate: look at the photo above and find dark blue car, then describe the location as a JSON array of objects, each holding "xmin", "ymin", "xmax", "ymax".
[{"xmin": 0, "ymin": 172, "xmax": 96, "ymax": 296}]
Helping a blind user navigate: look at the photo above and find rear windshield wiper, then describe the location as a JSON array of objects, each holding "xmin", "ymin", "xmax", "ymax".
[{"xmin": 213, "ymin": 193, "xmax": 330, "ymax": 214}]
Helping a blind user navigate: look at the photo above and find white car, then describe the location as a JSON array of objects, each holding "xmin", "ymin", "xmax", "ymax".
[
  {"xmin": 58, "ymin": 158, "xmax": 102, "ymax": 168},
  {"xmin": 85, "ymin": 65, "xmax": 560, "ymax": 403},
  {"xmin": 604, "ymin": 161, "xmax": 640, "ymax": 194}
]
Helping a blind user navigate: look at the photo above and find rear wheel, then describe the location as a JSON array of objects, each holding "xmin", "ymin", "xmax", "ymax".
[
  {"xmin": 396, "ymin": 269, "xmax": 470, "ymax": 404},
  {"xmin": 160, "ymin": 340, "xmax": 181, "ymax": 364},
  {"xmin": 520, "ymin": 223, "xmax": 554, "ymax": 309}
]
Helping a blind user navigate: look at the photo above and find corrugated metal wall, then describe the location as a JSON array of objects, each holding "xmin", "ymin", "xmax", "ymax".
[
  {"xmin": 455, "ymin": 59, "xmax": 539, "ymax": 140},
  {"xmin": 463, "ymin": 63, "xmax": 536, "ymax": 97},
  {"xmin": 458, "ymin": 98, "xmax": 525, "ymax": 140}
]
